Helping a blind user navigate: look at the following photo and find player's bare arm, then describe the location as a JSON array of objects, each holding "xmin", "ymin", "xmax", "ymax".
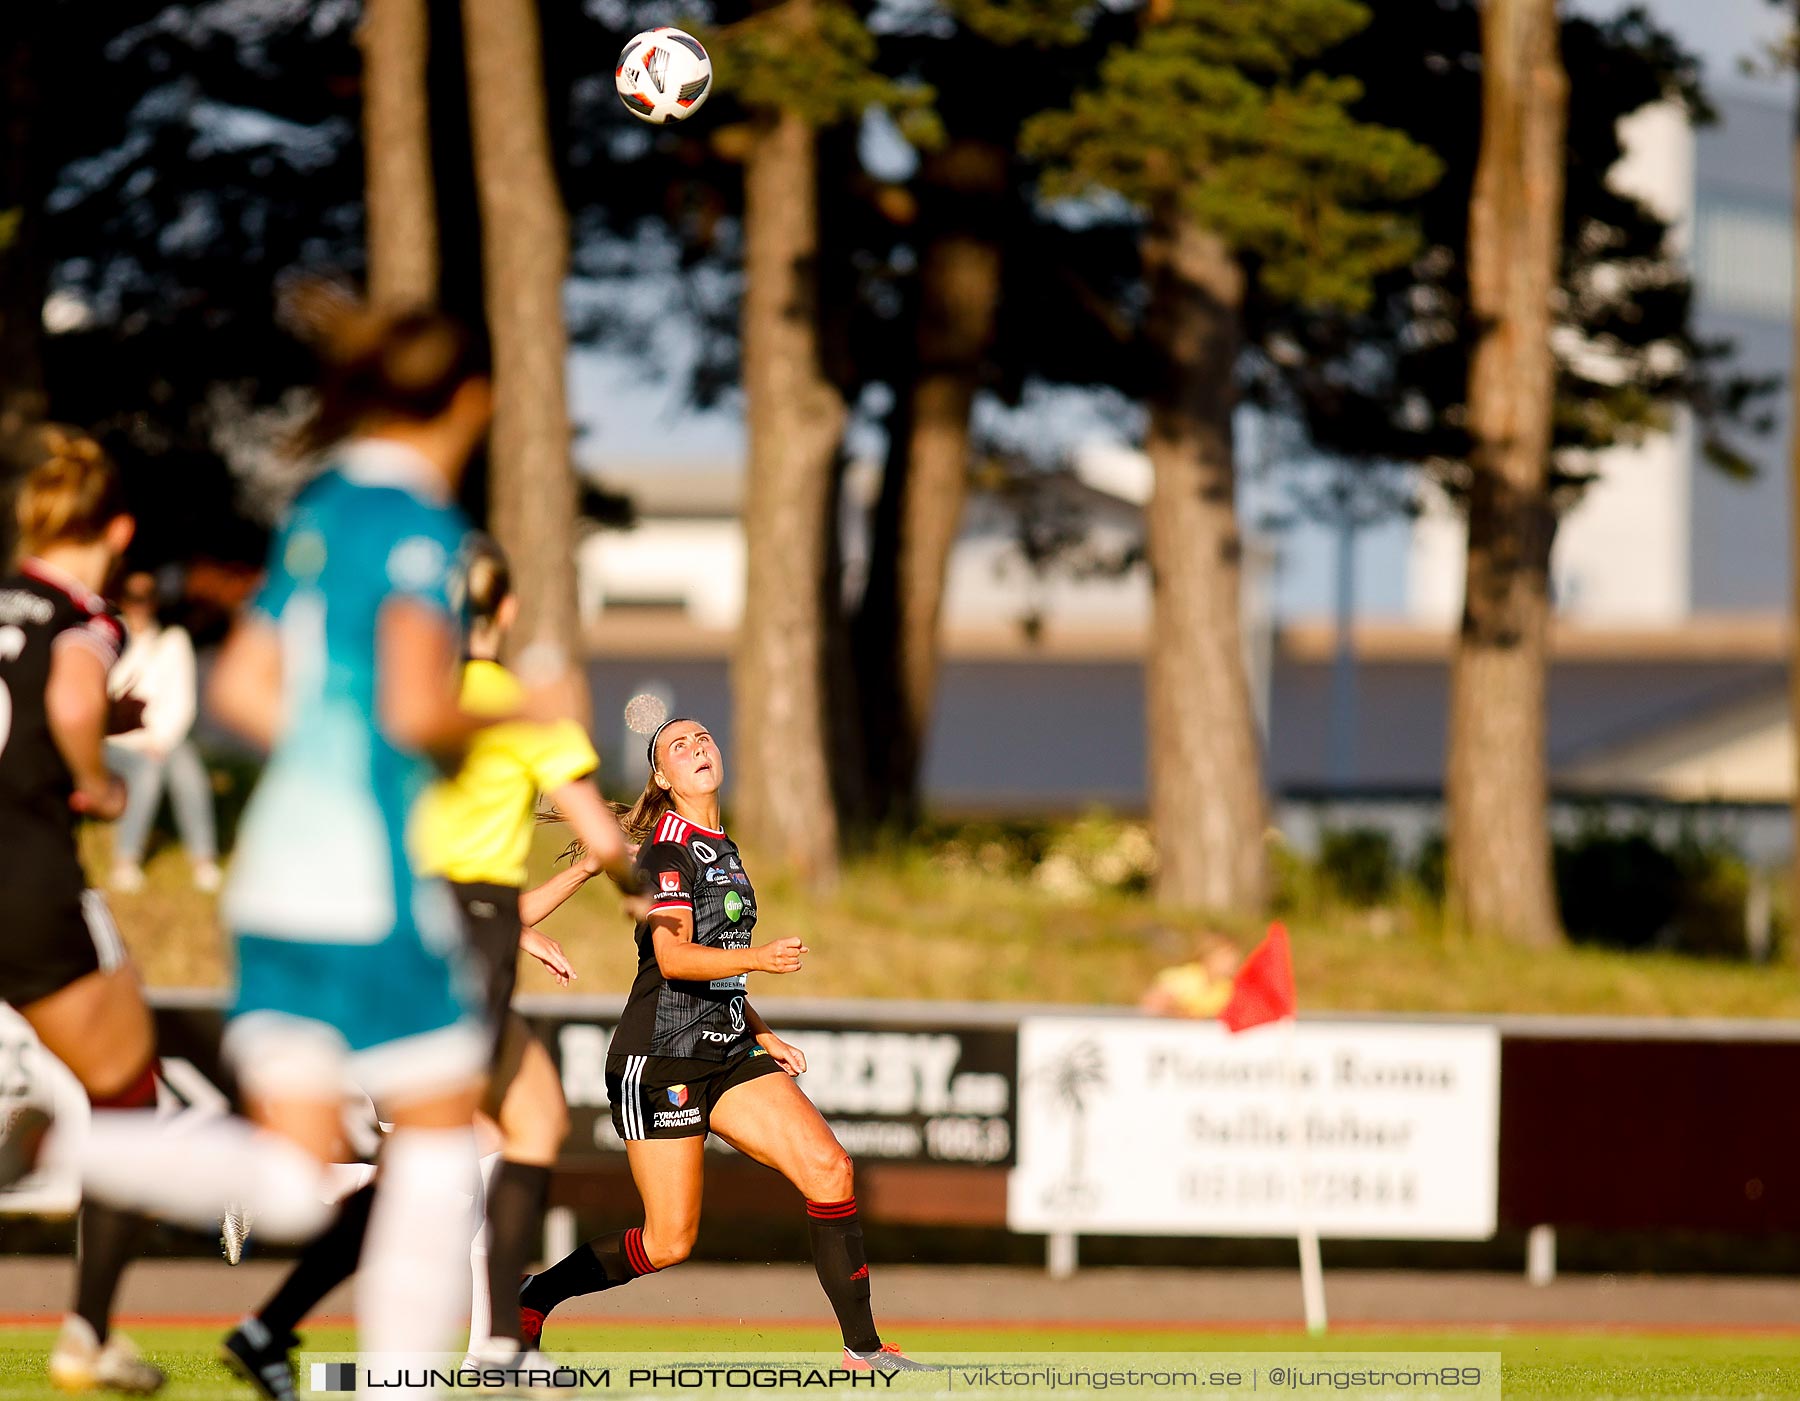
[
  {"xmin": 745, "ymin": 1003, "xmax": 806, "ymax": 1076},
  {"xmin": 649, "ymin": 906, "xmax": 806, "ymax": 981},
  {"xmin": 46, "ymin": 644, "xmax": 126, "ymax": 820}
]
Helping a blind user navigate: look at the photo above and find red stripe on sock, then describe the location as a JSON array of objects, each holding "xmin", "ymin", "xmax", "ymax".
[
  {"xmin": 806, "ymin": 1198, "xmax": 858, "ymax": 1220},
  {"xmin": 91, "ymin": 1062, "xmax": 158, "ymax": 1111},
  {"xmin": 624, "ymin": 1227, "xmax": 656, "ymax": 1275}
]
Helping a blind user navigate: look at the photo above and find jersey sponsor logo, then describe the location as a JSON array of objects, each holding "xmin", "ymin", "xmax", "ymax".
[
  {"xmin": 703, "ymin": 867, "xmax": 729, "ymax": 885},
  {"xmin": 727, "ymin": 856, "xmax": 740, "ymax": 870},
  {"xmin": 723, "ymin": 891, "xmax": 743, "ymax": 922},
  {"xmin": 284, "ymin": 529, "xmax": 327, "ymax": 581},
  {"xmin": 699, "ymin": 1028, "xmax": 736, "ymax": 1044},
  {"xmin": 653, "ymin": 1105, "xmax": 701, "ymax": 1128},
  {"xmin": 691, "ymin": 840, "xmax": 718, "ymax": 862},
  {"xmin": 666, "ymin": 1083, "xmax": 689, "ymax": 1107},
  {"xmin": 730, "ymin": 996, "xmax": 745, "ymax": 1033},
  {"xmin": 732, "ymin": 873, "xmax": 750, "ymax": 886},
  {"xmin": 659, "ymin": 871, "xmax": 682, "ymax": 894}
]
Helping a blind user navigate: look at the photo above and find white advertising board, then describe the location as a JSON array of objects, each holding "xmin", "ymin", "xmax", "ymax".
[{"xmin": 1008, "ymin": 1018, "xmax": 1499, "ymax": 1240}]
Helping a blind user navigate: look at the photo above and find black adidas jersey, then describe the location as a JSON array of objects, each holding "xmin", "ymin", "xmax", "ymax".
[
  {"xmin": 609, "ymin": 810, "xmax": 758, "ymax": 1063},
  {"xmin": 0, "ymin": 561, "xmax": 125, "ymax": 886}
]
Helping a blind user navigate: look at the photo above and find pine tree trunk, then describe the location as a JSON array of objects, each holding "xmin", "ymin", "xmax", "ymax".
[
  {"xmin": 358, "ymin": 0, "xmax": 438, "ymax": 310},
  {"xmin": 460, "ymin": 0, "xmax": 581, "ymax": 664},
  {"xmin": 1446, "ymin": 0, "xmax": 1567, "ymax": 947},
  {"xmin": 855, "ymin": 141, "xmax": 1006, "ymax": 828},
  {"xmin": 850, "ymin": 400, "xmax": 910, "ymax": 832},
  {"xmin": 1141, "ymin": 203, "xmax": 1267, "ymax": 913},
  {"xmin": 733, "ymin": 105, "xmax": 844, "ymax": 882}
]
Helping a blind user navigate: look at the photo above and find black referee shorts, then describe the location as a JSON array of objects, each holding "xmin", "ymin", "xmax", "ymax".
[{"xmin": 452, "ymin": 880, "xmax": 521, "ymax": 1061}]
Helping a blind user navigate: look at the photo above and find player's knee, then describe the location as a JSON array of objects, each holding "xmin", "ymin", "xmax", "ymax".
[
  {"xmin": 644, "ymin": 1222, "xmax": 696, "ymax": 1269},
  {"xmin": 811, "ymin": 1149, "xmax": 854, "ymax": 1203},
  {"xmin": 87, "ymin": 1059, "xmax": 158, "ymax": 1110}
]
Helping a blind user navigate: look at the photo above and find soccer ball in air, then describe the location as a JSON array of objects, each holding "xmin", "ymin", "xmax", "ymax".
[{"xmin": 615, "ymin": 28, "xmax": 713, "ymax": 124}]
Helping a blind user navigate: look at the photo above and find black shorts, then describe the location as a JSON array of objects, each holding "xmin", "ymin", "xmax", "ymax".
[
  {"xmin": 0, "ymin": 884, "xmax": 125, "ymax": 1008},
  {"xmin": 606, "ymin": 1048, "xmax": 786, "ymax": 1141},
  {"xmin": 453, "ymin": 880, "xmax": 521, "ymax": 1059}
]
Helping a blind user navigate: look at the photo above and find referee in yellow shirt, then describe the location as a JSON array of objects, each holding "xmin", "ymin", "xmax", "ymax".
[{"xmin": 414, "ymin": 538, "xmax": 650, "ymax": 1367}]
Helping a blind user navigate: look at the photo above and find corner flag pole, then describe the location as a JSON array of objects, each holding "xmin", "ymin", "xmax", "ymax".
[
  {"xmin": 1220, "ymin": 923, "xmax": 1325, "ymax": 1335},
  {"xmin": 1283, "ymin": 1014, "xmax": 1328, "ymax": 1335}
]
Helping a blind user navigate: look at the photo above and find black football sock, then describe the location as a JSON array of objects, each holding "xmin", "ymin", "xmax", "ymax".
[
  {"xmin": 484, "ymin": 1161, "xmax": 551, "ymax": 1342},
  {"xmin": 256, "ymin": 1183, "xmax": 376, "ymax": 1337},
  {"xmin": 521, "ymin": 1227, "xmax": 656, "ymax": 1315},
  {"xmin": 75, "ymin": 1061, "xmax": 161, "ymax": 1341},
  {"xmin": 806, "ymin": 1198, "xmax": 879, "ymax": 1353},
  {"xmin": 74, "ymin": 1203, "xmax": 150, "ymax": 1343}
]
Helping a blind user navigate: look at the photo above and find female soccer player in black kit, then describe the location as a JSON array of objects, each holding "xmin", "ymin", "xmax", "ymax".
[
  {"xmin": 0, "ymin": 429, "xmax": 165, "ymax": 1393},
  {"xmin": 517, "ymin": 717, "xmax": 929, "ymax": 1372}
]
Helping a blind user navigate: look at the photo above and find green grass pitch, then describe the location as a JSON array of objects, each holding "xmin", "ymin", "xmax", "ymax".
[{"xmin": 0, "ymin": 1323, "xmax": 1790, "ymax": 1399}]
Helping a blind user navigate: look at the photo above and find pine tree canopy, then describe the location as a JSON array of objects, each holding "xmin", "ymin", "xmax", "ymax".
[
  {"xmin": 1020, "ymin": 0, "xmax": 1441, "ymax": 311},
  {"xmin": 709, "ymin": 1, "xmax": 939, "ymax": 142}
]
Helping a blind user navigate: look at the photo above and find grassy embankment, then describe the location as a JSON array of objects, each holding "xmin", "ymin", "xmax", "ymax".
[{"xmin": 90, "ymin": 824, "xmax": 1800, "ymax": 1019}]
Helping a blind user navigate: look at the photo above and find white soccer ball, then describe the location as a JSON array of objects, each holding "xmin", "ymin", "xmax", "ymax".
[{"xmin": 615, "ymin": 27, "xmax": 713, "ymax": 125}]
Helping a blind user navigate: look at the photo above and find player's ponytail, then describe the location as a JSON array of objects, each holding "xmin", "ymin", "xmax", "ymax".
[
  {"xmin": 14, "ymin": 426, "xmax": 129, "ymax": 560},
  {"xmin": 463, "ymin": 533, "xmax": 514, "ymax": 662},
  {"xmin": 612, "ymin": 774, "xmax": 676, "ymax": 843},
  {"xmin": 465, "ymin": 534, "xmax": 512, "ymax": 628}
]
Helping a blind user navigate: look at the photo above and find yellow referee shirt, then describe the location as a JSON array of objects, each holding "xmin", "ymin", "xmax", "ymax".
[{"xmin": 409, "ymin": 660, "xmax": 600, "ymax": 888}]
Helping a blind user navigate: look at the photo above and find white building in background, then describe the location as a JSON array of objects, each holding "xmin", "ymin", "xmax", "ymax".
[
  {"xmin": 576, "ymin": 449, "xmax": 1165, "ymax": 641},
  {"xmin": 575, "ymin": 468, "xmax": 742, "ymax": 628}
]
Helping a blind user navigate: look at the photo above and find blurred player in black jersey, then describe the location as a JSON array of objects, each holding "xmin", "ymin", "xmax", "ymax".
[
  {"xmin": 0, "ymin": 429, "xmax": 164, "ymax": 1393},
  {"xmin": 516, "ymin": 717, "xmax": 929, "ymax": 1372}
]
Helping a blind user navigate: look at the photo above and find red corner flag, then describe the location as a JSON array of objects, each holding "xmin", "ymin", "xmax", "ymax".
[{"xmin": 1219, "ymin": 923, "xmax": 1297, "ymax": 1033}]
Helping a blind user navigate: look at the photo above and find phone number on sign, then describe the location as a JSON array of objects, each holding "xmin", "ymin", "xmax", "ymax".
[{"xmin": 1180, "ymin": 1169, "xmax": 1419, "ymax": 1208}]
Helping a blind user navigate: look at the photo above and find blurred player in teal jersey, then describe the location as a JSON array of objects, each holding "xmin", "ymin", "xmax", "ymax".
[
  {"xmin": 0, "ymin": 297, "xmax": 572, "ymax": 1366},
  {"xmin": 208, "ymin": 301, "xmax": 496, "ymax": 1362}
]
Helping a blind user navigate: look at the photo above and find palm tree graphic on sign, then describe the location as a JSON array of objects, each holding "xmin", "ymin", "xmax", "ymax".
[{"xmin": 1030, "ymin": 1038, "xmax": 1107, "ymax": 1215}]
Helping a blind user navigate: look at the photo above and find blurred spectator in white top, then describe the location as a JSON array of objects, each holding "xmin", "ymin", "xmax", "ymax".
[{"xmin": 106, "ymin": 571, "xmax": 220, "ymax": 893}]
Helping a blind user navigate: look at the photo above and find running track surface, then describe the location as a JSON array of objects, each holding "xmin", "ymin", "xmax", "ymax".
[{"xmin": 0, "ymin": 1261, "xmax": 1790, "ymax": 1334}]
